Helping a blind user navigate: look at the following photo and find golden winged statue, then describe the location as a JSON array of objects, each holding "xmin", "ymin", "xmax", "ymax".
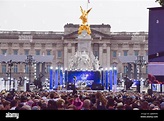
[
  {"xmin": 80, "ymin": 6, "xmax": 92, "ymax": 25},
  {"xmin": 78, "ymin": 6, "xmax": 92, "ymax": 35}
]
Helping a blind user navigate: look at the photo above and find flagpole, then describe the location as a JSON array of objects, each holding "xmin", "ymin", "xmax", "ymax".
[
  {"xmin": 87, "ymin": 0, "xmax": 88, "ymax": 10},
  {"xmin": 87, "ymin": 0, "xmax": 89, "ymax": 24}
]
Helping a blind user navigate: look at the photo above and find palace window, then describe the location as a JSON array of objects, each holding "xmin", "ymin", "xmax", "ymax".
[
  {"xmin": 145, "ymin": 51, "xmax": 148, "ymax": 56},
  {"xmin": 13, "ymin": 65, "xmax": 18, "ymax": 73},
  {"xmin": 35, "ymin": 50, "xmax": 40, "ymax": 55},
  {"xmin": 24, "ymin": 49, "xmax": 29, "ymax": 55},
  {"xmin": 123, "ymin": 50, "xmax": 128, "ymax": 56},
  {"xmin": 134, "ymin": 50, "xmax": 139, "ymax": 56},
  {"xmin": 113, "ymin": 51, "xmax": 117, "ymax": 57},
  {"xmin": 46, "ymin": 65, "xmax": 51, "ymax": 73},
  {"xmin": 46, "ymin": 50, "xmax": 51, "ymax": 55},
  {"xmin": 146, "ymin": 66, "xmax": 148, "ymax": 74},
  {"xmin": 57, "ymin": 50, "xmax": 62, "ymax": 58},
  {"xmin": 2, "ymin": 65, "xmax": 6, "ymax": 74},
  {"xmin": 13, "ymin": 49, "xmax": 18, "ymax": 55},
  {"xmin": 25, "ymin": 65, "xmax": 29, "ymax": 73},
  {"xmin": 93, "ymin": 50, "xmax": 99, "ymax": 58},
  {"xmin": 124, "ymin": 66, "xmax": 128, "ymax": 74},
  {"xmin": 1, "ymin": 49, "xmax": 7, "ymax": 55}
]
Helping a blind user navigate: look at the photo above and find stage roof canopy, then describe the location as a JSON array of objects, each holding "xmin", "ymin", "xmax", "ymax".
[
  {"xmin": 118, "ymin": 55, "xmax": 148, "ymax": 63},
  {"xmin": 0, "ymin": 55, "xmax": 54, "ymax": 63}
]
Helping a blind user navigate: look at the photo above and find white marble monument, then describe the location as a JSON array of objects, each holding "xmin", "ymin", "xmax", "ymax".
[{"xmin": 68, "ymin": 30, "xmax": 100, "ymax": 70}]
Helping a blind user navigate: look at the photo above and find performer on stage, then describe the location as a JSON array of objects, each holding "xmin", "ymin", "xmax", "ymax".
[{"xmin": 73, "ymin": 76, "xmax": 77, "ymax": 95}]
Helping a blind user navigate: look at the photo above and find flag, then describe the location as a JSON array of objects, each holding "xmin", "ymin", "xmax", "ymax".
[{"xmin": 88, "ymin": 0, "xmax": 90, "ymax": 3}]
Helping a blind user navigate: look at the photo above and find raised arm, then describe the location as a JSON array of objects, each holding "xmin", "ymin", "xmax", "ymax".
[
  {"xmin": 86, "ymin": 8, "xmax": 92, "ymax": 15},
  {"xmin": 80, "ymin": 6, "xmax": 84, "ymax": 14}
]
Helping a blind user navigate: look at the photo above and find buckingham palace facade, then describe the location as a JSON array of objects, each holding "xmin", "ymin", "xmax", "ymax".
[{"xmin": 0, "ymin": 23, "xmax": 148, "ymax": 81}]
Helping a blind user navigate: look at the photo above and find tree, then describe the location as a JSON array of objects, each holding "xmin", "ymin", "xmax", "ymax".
[{"xmin": 155, "ymin": 0, "xmax": 164, "ymax": 7}]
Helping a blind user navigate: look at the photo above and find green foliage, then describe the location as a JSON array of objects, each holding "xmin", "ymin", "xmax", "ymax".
[{"xmin": 155, "ymin": 0, "xmax": 164, "ymax": 7}]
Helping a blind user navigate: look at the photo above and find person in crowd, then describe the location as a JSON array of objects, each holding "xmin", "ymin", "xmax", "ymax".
[
  {"xmin": 72, "ymin": 95, "xmax": 83, "ymax": 110},
  {"xmin": 47, "ymin": 100, "xmax": 58, "ymax": 110},
  {"xmin": 160, "ymin": 102, "xmax": 164, "ymax": 110},
  {"xmin": 10, "ymin": 99, "xmax": 18, "ymax": 110},
  {"xmin": 15, "ymin": 103, "xmax": 24, "ymax": 110},
  {"xmin": 115, "ymin": 102, "xmax": 125, "ymax": 110},
  {"xmin": 140, "ymin": 101, "xmax": 149, "ymax": 110},
  {"xmin": 95, "ymin": 91, "xmax": 108, "ymax": 110},
  {"xmin": 32, "ymin": 106, "xmax": 41, "ymax": 110},
  {"xmin": 106, "ymin": 97, "xmax": 115, "ymax": 110},
  {"xmin": 0, "ymin": 103, "xmax": 4, "ymax": 110},
  {"xmin": 81, "ymin": 99, "xmax": 91, "ymax": 110},
  {"xmin": 3, "ymin": 100, "xmax": 11, "ymax": 110},
  {"xmin": 0, "ymin": 87, "xmax": 164, "ymax": 110},
  {"xmin": 20, "ymin": 105, "xmax": 31, "ymax": 110},
  {"xmin": 56, "ymin": 98, "xmax": 65, "ymax": 110}
]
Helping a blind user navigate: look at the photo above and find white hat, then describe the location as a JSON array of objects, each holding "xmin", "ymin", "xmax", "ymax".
[
  {"xmin": 117, "ymin": 102, "xmax": 123, "ymax": 107},
  {"xmin": 133, "ymin": 108, "xmax": 139, "ymax": 110}
]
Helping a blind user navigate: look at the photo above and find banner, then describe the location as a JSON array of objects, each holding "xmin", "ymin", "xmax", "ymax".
[
  {"xmin": 60, "ymin": 69, "xmax": 63, "ymax": 85},
  {"xmin": 49, "ymin": 68, "xmax": 53, "ymax": 90},
  {"xmin": 54, "ymin": 69, "xmax": 59, "ymax": 89},
  {"xmin": 113, "ymin": 68, "xmax": 117, "ymax": 92},
  {"xmin": 105, "ymin": 70, "xmax": 108, "ymax": 90},
  {"xmin": 109, "ymin": 69, "xmax": 113, "ymax": 91}
]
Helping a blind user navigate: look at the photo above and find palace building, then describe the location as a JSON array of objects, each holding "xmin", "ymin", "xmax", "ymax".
[{"xmin": 0, "ymin": 23, "xmax": 148, "ymax": 82}]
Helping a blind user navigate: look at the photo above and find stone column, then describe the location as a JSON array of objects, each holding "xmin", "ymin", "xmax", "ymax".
[
  {"xmin": 8, "ymin": 43, "xmax": 12, "ymax": 55},
  {"xmin": 53, "ymin": 43, "xmax": 57, "ymax": 68},
  {"xmin": 67, "ymin": 43, "xmax": 72, "ymax": 69},
  {"xmin": 106, "ymin": 44, "xmax": 111, "ymax": 69},
  {"xmin": 71, "ymin": 43, "xmax": 75, "ymax": 56},
  {"xmin": 99, "ymin": 44, "xmax": 103, "ymax": 67},
  {"xmin": 64, "ymin": 43, "xmax": 68, "ymax": 69}
]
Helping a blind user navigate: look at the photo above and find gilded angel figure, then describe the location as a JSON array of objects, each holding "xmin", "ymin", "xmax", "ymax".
[{"xmin": 79, "ymin": 6, "xmax": 92, "ymax": 25}]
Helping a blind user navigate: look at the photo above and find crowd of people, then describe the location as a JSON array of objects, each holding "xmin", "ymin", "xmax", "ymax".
[{"xmin": 0, "ymin": 89, "xmax": 164, "ymax": 110}]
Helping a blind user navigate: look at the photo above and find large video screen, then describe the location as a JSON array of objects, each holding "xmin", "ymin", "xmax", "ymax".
[
  {"xmin": 66, "ymin": 71, "xmax": 101, "ymax": 87},
  {"xmin": 148, "ymin": 9, "xmax": 164, "ymax": 62},
  {"xmin": 148, "ymin": 8, "xmax": 164, "ymax": 83}
]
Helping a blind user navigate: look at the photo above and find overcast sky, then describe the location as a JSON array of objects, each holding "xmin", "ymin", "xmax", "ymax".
[{"xmin": 0, "ymin": 0, "xmax": 160, "ymax": 32}]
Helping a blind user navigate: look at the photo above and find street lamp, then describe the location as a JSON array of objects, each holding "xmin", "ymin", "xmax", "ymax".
[
  {"xmin": 8, "ymin": 60, "xmax": 14, "ymax": 91},
  {"xmin": 25, "ymin": 55, "xmax": 35, "ymax": 89},
  {"xmin": 135, "ymin": 56, "xmax": 147, "ymax": 80},
  {"xmin": 134, "ymin": 55, "xmax": 147, "ymax": 92}
]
